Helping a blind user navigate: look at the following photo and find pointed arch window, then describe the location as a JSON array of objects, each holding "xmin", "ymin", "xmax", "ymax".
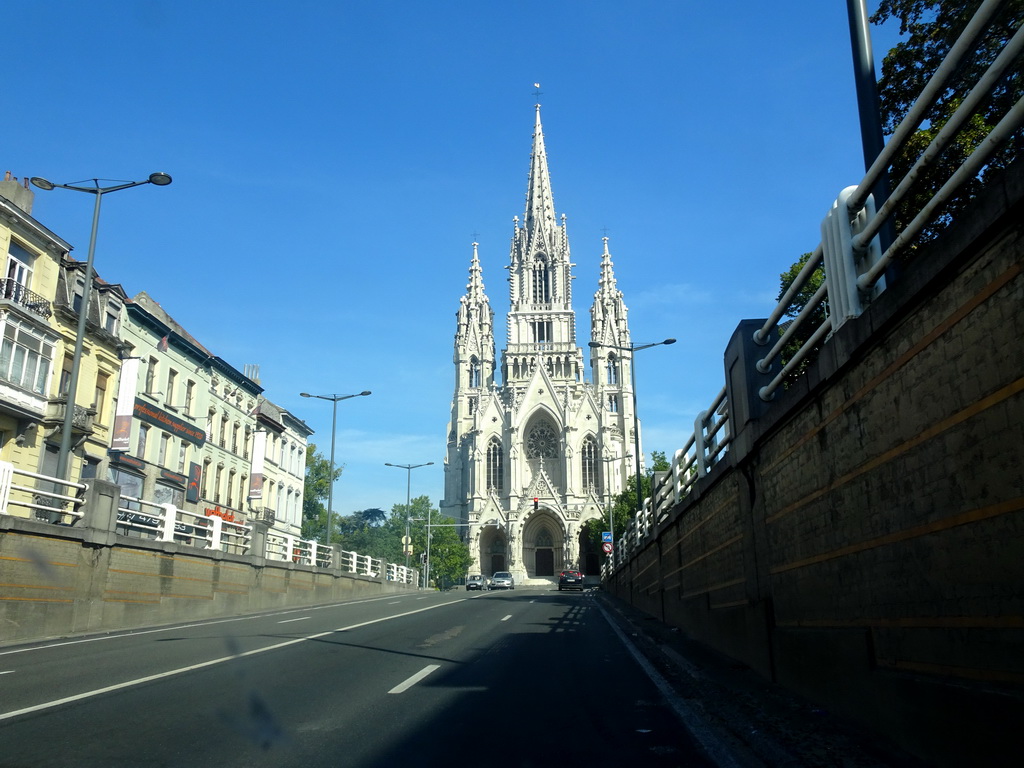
[
  {"xmin": 486, "ymin": 437, "xmax": 504, "ymax": 492},
  {"xmin": 531, "ymin": 255, "xmax": 551, "ymax": 303},
  {"xmin": 606, "ymin": 353, "xmax": 619, "ymax": 386},
  {"xmin": 581, "ymin": 437, "xmax": 598, "ymax": 492},
  {"xmin": 536, "ymin": 528, "xmax": 553, "ymax": 547},
  {"xmin": 469, "ymin": 356, "xmax": 481, "ymax": 388}
]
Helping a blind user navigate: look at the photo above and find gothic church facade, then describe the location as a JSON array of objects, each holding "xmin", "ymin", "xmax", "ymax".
[{"xmin": 443, "ymin": 106, "xmax": 644, "ymax": 582}]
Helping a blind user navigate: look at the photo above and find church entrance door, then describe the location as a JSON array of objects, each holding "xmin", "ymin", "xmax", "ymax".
[
  {"xmin": 536, "ymin": 548, "xmax": 554, "ymax": 576},
  {"xmin": 491, "ymin": 555, "xmax": 506, "ymax": 573}
]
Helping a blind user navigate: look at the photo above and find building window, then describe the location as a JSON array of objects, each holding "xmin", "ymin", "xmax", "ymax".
[
  {"xmin": 158, "ymin": 433, "xmax": 170, "ymax": 466},
  {"xmin": 608, "ymin": 395, "xmax": 619, "ymax": 413},
  {"xmin": 581, "ymin": 437, "xmax": 597, "ymax": 491},
  {"xmin": 145, "ymin": 357, "xmax": 158, "ymax": 394},
  {"xmin": 526, "ymin": 422, "xmax": 558, "ymax": 459},
  {"xmin": 201, "ymin": 459, "xmax": 211, "ymax": 498},
  {"xmin": 137, "ymin": 425, "xmax": 149, "ymax": 459},
  {"xmin": 531, "ymin": 256, "xmax": 551, "ymax": 302},
  {"xmin": 532, "ymin": 321, "xmax": 552, "ymax": 344},
  {"xmin": 166, "ymin": 368, "xmax": 177, "ymax": 405},
  {"xmin": 0, "ymin": 318, "xmax": 56, "ymax": 395},
  {"xmin": 486, "ymin": 437, "xmax": 503, "ymax": 492},
  {"xmin": 606, "ymin": 353, "xmax": 619, "ymax": 386},
  {"xmin": 4, "ymin": 239, "xmax": 35, "ymax": 301},
  {"xmin": 71, "ymin": 274, "xmax": 86, "ymax": 313},
  {"xmin": 104, "ymin": 301, "xmax": 121, "ymax": 334},
  {"xmin": 94, "ymin": 373, "xmax": 108, "ymax": 422},
  {"xmin": 185, "ymin": 380, "xmax": 196, "ymax": 413},
  {"xmin": 469, "ymin": 356, "xmax": 481, "ymax": 388},
  {"xmin": 178, "ymin": 442, "xmax": 187, "ymax": 473}
]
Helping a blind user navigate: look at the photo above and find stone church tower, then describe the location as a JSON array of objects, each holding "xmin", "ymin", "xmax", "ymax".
[{"xmin": 443, "ymin": 105, "xmax": 641, "ymax": 583}]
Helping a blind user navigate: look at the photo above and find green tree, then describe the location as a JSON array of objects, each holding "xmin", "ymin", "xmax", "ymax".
[
  {"xmin": 774, "ymin": 251, "xmax": 827, "ymax": 385},
  {"xmin": 581, "ymin": 450, "xmax": 671, "ymax": 550},
  {"xmin": 302, "ymin": 444, "xmax": 342, "ymax": 541},
  {"xmin": 871, "ymin": 1, "xmax": 1023, "ymax": 243},
  {"xmin": 425, "ymin": 516, "xmax": 472, "ymax": 590},
  {"xmin": 386, "ymin": 495, "xmax": 471, "ymax": 589}
]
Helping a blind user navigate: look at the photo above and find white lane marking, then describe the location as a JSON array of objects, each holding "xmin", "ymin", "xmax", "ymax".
[
  {"xmin": 0, "ymin": 594, "xmax": 415, "ymax": 658},
  {"xmin": 0, "ymin": 671, "xmax": 13, "ymax": 676},
  {"xmin": 501, "ymin": 615, "xmax": 512, "ymax": 622},
  {"xmin": 388, "ymin": 602, "xmax": 401, "ymax": 605},
  {"xmin": 0, "ymin": 599, "xmax": 466, "ymax": 722},
  {"xmin": 388, "ymin": 664, "xmax": 441, "ymax": 694},
  {"xmin": 416, "ymin": 597, "xmax": 428, "ymax": 600},
  {"xmin": 277, "ymin": 617, "xmax": 311, "ymax": 624}
]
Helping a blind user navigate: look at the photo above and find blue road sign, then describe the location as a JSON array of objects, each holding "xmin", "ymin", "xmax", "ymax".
[{"xmin": 602, "ymin": 532, "xmax": 612, "ymax": 542}]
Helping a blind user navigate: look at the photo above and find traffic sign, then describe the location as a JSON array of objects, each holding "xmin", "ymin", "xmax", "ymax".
[
  {"xmin": 601, "ymin": 532, "xmax": 612, "ymax": 543},
  {"xmin": 602, "ymin": 542, "xmax": 613, "ymax": 553}
]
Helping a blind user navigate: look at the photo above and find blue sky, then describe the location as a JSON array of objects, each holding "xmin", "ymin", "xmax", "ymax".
[{"xmin": 7, "ymin": 1, "xmax": 903, "ymax": 517}]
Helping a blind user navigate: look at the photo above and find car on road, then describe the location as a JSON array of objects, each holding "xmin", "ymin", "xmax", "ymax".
[
  {"xmin": 488, "ymin": 571, "xmax": 514, "ymax": 590},
  {"xmin": 466, "ymin": 574, "xmax": 486, "ymax": 590},
  {"xmin": 558, "ymin": 569, "xmax": 585, "ymax": 591}
]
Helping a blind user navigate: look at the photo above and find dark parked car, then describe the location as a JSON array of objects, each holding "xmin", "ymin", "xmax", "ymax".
[
  {"xmin": 489, "ymin": 571, "xmax": 514, "ymax": 590},
  {"xmin": 558, "ymin": 569, "xmax": 585, "ymax": 591},
  {"xmin": 466, "ymin": 574, "xmax": 485, "ymax": 590}
]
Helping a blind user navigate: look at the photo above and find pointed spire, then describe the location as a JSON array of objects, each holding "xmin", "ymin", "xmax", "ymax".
[
  {"xmin": 524, "ymin": 104, "xmax": 557, "ymax": 236},
  {"xmin": 466, "ymin": 241, "xmax": 487, "ymax": 304},
  {"xmin": 596, "ymin": 236, "xmax": 618, "ymax": 296}
]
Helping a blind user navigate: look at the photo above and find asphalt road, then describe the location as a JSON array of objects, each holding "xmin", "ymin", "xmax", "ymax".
[{"xmin": 0, "ymin": 587, "xmax": 716, "ymax": 768}]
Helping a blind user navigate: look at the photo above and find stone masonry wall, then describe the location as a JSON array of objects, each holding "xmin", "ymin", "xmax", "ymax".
[
  {"xmin": 606, "ymin": 160, "xmax": 1024, "ymax": 766},
  {"xmin": 0, "ymin": 517, "xmax": 412, "ymax": 646}
]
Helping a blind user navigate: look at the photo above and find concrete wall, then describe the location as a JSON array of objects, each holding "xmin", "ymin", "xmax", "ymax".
[
  {"xmin": 606, "ymin": 160, "xmax": 1024, "ymax": 766},
  {"xmin": 0, "ymin": 504, "xmax": 414, "ymax": 647}
]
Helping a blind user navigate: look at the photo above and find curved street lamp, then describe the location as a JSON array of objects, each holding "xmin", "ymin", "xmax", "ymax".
[
  {"xmin": 589, "ymin": 338, "xmax": 675, "ymax": 519},
  {"xmin": 30, "ymin": 174, "xmax": 173, "ymax": 479},
  {"xmin": 300, "ymin": 391, "xmax": 371, "ymax": 546},
  {"xmin": 385, "ymin": 461, "xmax": 434, "ymax": 570}
]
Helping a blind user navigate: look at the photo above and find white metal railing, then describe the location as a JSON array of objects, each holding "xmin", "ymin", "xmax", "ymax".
[
  {"xmin": 609, "ymin": 2, "xmax": 1022, "ymax": 575},
  {"xmin": 0, "ymin": 461, "xmax": 88, "ymax": 522},
  {"xmin": 338, "ymin": 549, "xmax": 382, "ymax": 578},
  {"xmin": 1, "ymin": 460, "xmax": 416, "ymax": 586},
  {"xmin": 265, "ymin": 532, "xmax": 332, "ymax": 568}
]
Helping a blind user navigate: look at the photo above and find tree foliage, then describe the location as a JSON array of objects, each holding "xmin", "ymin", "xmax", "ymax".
[
  {"xmin": 302, "ymin": 444, "xmax": 342, "ymax": 541},
  {"xmin": 581, "ymin": 450, "xmax": 670, "ymax": 550},
  {"xmin": 774, "ymin": 251, "xmax": 827, "ymax": 385},
  {"xmin": 871, "ymin": 0, "xmax": 1023, "ymax": 243}
]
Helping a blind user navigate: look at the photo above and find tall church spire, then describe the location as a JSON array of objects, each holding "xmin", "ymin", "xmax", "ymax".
[
  {"xmin": 454, "ymin": 242, "xmax": 495, "ymax": 391},
  {"xmin": 504, "ymin": 105, "xmax": 583, "ymax": 386},
  {"xmin": 590, "ymin": 236, "xmax": 631, "ymax": 349},
  {"xmin": 524, "ymin": 104, "xmax": 558, "ymax": 238}
]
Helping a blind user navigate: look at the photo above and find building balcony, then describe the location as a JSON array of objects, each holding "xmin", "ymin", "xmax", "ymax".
[
  {"xmin": 0, "ymin": 279, "xmax": 52, "ymax": 320},
  {"xmin": 43, "ymin": 398, "xmax": 97, "ymax": 437}
]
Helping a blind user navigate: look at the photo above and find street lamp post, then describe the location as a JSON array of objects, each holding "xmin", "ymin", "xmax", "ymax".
[
  {"xmin": 300, "ymin": 391, "xmax": 371, "ymax": 548},
  {"xmin": 384, "ymin": 461, "xmax": 434, "ymax": 570},
  {"xmin": 589, "ymin": 338, "xmax": 675, "ymax": 520},
  {"xmin": 30, "ymin": 173, "xmax": 172, "ymax": 479}
]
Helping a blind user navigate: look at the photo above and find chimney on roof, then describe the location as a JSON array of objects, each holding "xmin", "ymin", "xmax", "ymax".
[{"xmin": 0, "ymin": 171, "xmax": 34, "ymax": 215}]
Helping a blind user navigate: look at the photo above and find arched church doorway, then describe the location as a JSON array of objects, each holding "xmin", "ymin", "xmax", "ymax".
[
  {"xmin": 581, "ymin": 527, "xmax": 600, "ymax": 576},
  {"xmin": 523, "ymin": 513, "xmax": 562, "ymax": 578},
  {"xmin": 480, "ymin": 528, "xmax": 507, "ymax": 576}
]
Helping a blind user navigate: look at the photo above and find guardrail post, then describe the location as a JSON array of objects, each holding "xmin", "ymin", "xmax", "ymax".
[
  {"xmin": 724, "ymin": 318, "xmax": 777, "ymax": 458},
  {"xmin": 157, "ymin": 503, "xmax": 177, "ymax": 542},
  {"xmin": 249, "ymin": 518, "xmax": 269, "ymax": 565},
  {"xmin": 81, "ymin": 478, "xmax": 121, "ymax": 546},
  {"xmin": 208, "ymin": 514, "xmax": 224, "ymax": 551}
]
